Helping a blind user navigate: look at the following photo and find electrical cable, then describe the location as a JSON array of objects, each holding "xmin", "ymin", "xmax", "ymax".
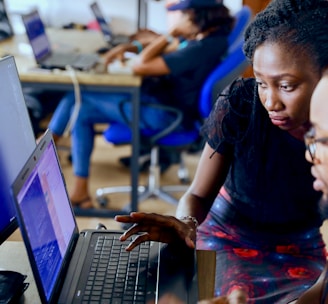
[
  {"xmin": 63, "ymin": 65, "xmax": 81, "ymax": 137},
  {"xmin": 96, "ymin": 223, "xmax": 108, "ymax": 230}
]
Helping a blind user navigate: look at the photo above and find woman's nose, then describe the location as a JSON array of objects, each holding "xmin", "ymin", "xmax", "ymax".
[{"xmin": 264, "ymin": 90, "xmax": 281, "ymax": 112}]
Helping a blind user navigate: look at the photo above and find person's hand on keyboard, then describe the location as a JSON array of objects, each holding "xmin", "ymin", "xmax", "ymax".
[{"xmin": 115, "ymin": 212, "xmax": 197, "ymax": 251}]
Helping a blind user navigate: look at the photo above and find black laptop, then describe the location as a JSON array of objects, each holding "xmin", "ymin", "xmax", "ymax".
[
  {"xmin": 0, "ymin": 0, "xmax": 14, "ymax": 41},
  {"xmin": 11, "ymin": 129, "xmax": 198, "ymax": 303},
  {"xmin": 90, "ymin": 1, "xmax": 130, "ymax": 48},
  {"xmin": 21, "ymin": 9, "xmax": 99, "ymax": 71}
]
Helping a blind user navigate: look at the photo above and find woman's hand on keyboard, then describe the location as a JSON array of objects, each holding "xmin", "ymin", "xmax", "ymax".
[{"xmin": 115, "ymin": 212, "xmax": 196, "ymax": 251}]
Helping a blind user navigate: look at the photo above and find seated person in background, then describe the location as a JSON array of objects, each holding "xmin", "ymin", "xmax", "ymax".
[
  {"xmin": 115, "ymin": 0, "xmax": 328, "ymax": 302},
  {"xmin": 47, "ymin": 0, "xmax": 235, "ymax": 209}
]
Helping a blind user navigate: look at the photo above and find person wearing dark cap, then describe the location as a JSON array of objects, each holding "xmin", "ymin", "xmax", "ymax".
[
  {"xmin": 167, "ymin": 0, "xmax": 226, "ymax": 10},
  {"xmin": 46, "ymin": 0, "xmax": 234, "ymax": 211}
]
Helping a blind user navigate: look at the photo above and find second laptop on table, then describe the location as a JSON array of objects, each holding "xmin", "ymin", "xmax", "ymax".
[
  {"xmin": 21, "ymin": 9, "xmax": 99, "ymax": 71},
  {"xmin": 90, "ymin": 1, "xmax": 130, "ymax": 48}
]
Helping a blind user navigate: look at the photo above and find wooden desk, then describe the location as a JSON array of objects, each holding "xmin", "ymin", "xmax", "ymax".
[
  {"xmin": 0, "ymin": 242, "xmax": 39, "ymax": 303},
  {"xmin": 0, "ymin": 29, "xmax": 142, "ymax": 217},
  {"xmin": 0, "ymin": 241, "xmax": 215, "ymax": 303}
]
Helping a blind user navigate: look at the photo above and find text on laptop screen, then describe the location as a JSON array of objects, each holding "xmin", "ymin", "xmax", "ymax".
[
  {"xmin": 22, "ymin": 10, "xmax": 51, "ymax": 62},
  {"xmin": 16, "ymin": 139, "xmax": 75, "ymax": 300}
]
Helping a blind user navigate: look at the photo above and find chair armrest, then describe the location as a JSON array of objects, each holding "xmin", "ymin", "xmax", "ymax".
[{"xmin": 118, "ymin": 99, "xmax": 183, "ymax": 145}]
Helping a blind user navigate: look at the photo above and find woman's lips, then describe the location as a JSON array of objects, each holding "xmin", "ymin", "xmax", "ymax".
[
  {"xmin": 313, "ymin": 178, "xmax": 325, "ymax": 193},
  {"xmin": 269, "ymin": 115, "xmax": 289, "ymax": 126},
  {"xmin": 311, "ymin": 167, "xmax": 327, "ymax": 194}
]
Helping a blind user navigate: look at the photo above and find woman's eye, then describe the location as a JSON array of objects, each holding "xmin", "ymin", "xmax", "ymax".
[
  {"xmin": 256, "ymin": 81, "xmax": 266, "ymax": 88},
  {"xmin": 280, "ymin": 84, "xmax": 294, "ymax": 91}
]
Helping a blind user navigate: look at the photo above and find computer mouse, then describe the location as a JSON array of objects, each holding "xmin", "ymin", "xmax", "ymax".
[{"xmin": 96, "ymin": 46, "xmax": 110, "ymax": 54}]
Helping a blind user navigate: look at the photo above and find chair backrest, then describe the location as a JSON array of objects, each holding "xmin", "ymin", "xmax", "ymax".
[
  {"xmin": 198, "ymin": 6, "xmax": 252, "ymax": 119},
  {"xmin": 228, "ymin": 6, "xmax": 252, "ymax": 50},
  {"xmin": 198, "ymin": 39, "xmax": 249, "ymax": 119}
]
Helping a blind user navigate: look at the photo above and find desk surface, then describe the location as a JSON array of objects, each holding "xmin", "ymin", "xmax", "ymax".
[
  {"xmin": 0, "ymin": 28, "xmax": 142, "ymax": 87},
  {"xmin": 0, "ymin": 241, "xmax": 215, "ymax": 303}
]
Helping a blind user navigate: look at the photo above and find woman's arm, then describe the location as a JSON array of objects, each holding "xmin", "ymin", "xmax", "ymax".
[
  {"xmin": 131, "ymin": 34, "xmax": 178, "ymax": 76},
  {"xmin": 177, "ymin": 143, "xmax": 232, "ymax": 225},
  {"xmin": 115, "ymin": 143, "xmax": 231, "ymax": 250},
  {"xmin": 131, "ymin": 11, "xmax": 196, "ymax": 76}
]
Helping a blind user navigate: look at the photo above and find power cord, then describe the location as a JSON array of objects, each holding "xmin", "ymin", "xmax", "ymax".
[
  {"xmin": 96, "ymin": 223, "xmax": 108, "ymax": 230},
  {"xmin": 63, "ymin": 65, "xmax": 81, "ymax": 137}
]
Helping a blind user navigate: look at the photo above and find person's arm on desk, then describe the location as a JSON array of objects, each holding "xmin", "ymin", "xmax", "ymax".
[
  {"xmin": 102, "ymin": 29, "xmax": 163, "ymax": 66},
  {"xmin": 104, "ymin": 12, "xmax": 190, "ymax": 74},
  {"xmin": 129, "ymin": 28, "xmax": 160, "ymax": 45}
]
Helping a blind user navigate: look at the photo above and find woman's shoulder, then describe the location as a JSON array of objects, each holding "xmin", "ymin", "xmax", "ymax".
[
  {"xmin": 201, "ymin": 78, "xmax": 258, "ymax": 146},
  {"xmin": 214, "ymin": 77, "xmax": 256, "ymax": 115},
  {"xmin": 227, "ymin": 77, "xmax": 256, "ymax": 99}
]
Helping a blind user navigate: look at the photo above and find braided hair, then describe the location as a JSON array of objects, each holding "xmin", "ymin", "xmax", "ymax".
[{"xmin": 243, "ymin": 0, "xmax": 328, "ymax": 72}]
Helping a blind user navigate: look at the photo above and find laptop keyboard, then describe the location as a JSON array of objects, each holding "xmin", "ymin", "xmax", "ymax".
[
  {"xmin": 43, "ymin": 53, "xmax": 99, "ymax": 70},
  {"xmin": 81, "ymin": 234, "xmax": 154, "ymax": 304}
]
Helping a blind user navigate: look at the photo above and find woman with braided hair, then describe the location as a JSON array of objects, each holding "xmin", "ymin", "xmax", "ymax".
[{"xmin": 115, "ymin": 0, "xmax": 328, "ymax": 302}]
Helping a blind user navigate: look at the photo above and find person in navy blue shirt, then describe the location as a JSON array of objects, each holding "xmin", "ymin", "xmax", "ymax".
[{"xmin": 46, "ymin": 0, "xmax": 234, "ymax": 210}]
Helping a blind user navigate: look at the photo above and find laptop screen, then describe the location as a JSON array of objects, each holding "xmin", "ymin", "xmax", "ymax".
[
  {"xmin": 14, "ymin": 133, "xmax": 76, "ymax": 301},
  {"xmin": 21, "ymin": 10, "xmax": 51, "ymax": 62}
]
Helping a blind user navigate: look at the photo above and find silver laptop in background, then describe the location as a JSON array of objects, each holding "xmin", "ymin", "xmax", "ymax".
[
  {"xmin": 11, "ymin": 129, "xmax": 199, "ymax": 304},
  {"xmin": 90, "ymin": 1, "xmax": 130, "ymax": 49},
  {"xmin": 21, "ymin": 9, "xmax": 99, "ymax": 71},
  {"xmin": 0, "ymin": 0, "xmax": 14, "ymax": 41}
]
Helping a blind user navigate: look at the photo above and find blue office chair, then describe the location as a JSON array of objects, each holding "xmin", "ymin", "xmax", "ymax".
[
  {"xmin": 96, "ymin": 39, "xmax": 249, "ymax": 206},
  {"xmin": 228, "ymin": 5, "xmax": 252, "ymax": 49}
]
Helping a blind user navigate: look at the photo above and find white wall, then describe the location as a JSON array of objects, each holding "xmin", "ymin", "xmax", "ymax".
[
  {"xmin": 6, "ymin": 0, "xmax": 242, "ymax": 35},
  {"xmin": 7, "ymin": 0, "xmax": 140, "ymax": 34}
]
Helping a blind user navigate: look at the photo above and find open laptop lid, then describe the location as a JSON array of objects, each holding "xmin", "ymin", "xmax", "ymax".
[
  {"xmin": 0, "ymin": 55, "xmax": 36, "ymax": 244},
  {"xmin": 0, "ymin": 0, "xmax": 14, "ymax": 41},
  {"xmin": 11, "ymin": 129, "xmax": 79, "ymax": 304},
  {"xmin": 90, "ymin": 2, "xmax": 113, "ymax": 45},
  {"xmin": 21, "ymin": 9, "xmax": 52, "ymax": 64}
]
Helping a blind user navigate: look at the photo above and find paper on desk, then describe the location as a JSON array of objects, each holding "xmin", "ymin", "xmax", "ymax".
[{"xmin": 107, "ymin": 57, "xmax": 136, "ymax": 75}]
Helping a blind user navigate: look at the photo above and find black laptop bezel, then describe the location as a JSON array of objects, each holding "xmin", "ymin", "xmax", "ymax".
[
  {"xmin": 11, "ymin": 130, "xmax": 80, "ymax": 304},
  {"xmin": 0, "ymin": 0, "xmax": 14, "ymax": 42}
]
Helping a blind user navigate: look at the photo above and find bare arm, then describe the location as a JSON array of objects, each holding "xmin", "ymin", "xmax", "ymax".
[
  {"xmin": 105, "ymin": 11, "xmax": 197, "ymax": 76},
  {"xmin": 103, "ymin": 33, "xmax": 179, "ymax": 76},
  {"xmin": 115, "ymin": 143, "xmax": 231, "ymax": 249},
  {"xmin": 131, "ymin": 34, "xmax": 179, "ymax": 76},
  {"xmin": 132, "ymin": 11, "xmax": 197, "ymax": 76},
  {"xmin": 176, "ymin": 143, "xmax": 232, "ymax": 225}
]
